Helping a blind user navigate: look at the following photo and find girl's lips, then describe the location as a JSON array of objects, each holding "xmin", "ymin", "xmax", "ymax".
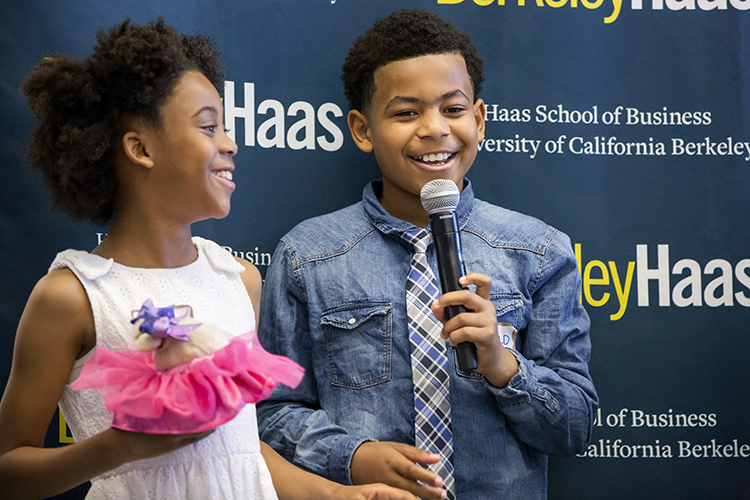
[
  {"xmin": 212, "ymin": 169, "xmax": 233, "ymax": 182},
  {"xmin": 211, "ymin": 169, "xmax": 236, "ymax": 189}
]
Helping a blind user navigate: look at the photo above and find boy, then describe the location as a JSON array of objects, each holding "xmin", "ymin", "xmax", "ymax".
[{"xmin": 257, "ymin": 9, "xmax": 598, "ymax": 499}]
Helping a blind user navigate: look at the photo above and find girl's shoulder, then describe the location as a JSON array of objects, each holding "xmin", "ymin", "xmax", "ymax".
[
  {"xmin": 49, "ymin": 249, "xmax": 113, "ymax": 281},
  {"xmin": 192, "ymin": 236, "xmax": 262, "ymax": 313},
  {"xmin": 192, "ymin": 236, "xmax": 247, "ymax": 274},
  {"xmin": 231, "ymin": 254, "xmax": 262, "ymax": 318},
  {"xmin": 33, "ymin": 265, "xmax": 90, "ymax": 318},
  {"xmin": 22, "ymin": 267, "xmax": 95, "ymax": 361}
]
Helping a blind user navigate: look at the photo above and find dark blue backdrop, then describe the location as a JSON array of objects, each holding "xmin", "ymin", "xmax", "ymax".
[{"xmin": 1, "ymin": 1, "xmax": 748, "ymax": 498}]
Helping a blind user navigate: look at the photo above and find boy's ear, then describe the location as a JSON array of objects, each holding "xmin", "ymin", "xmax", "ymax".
[
  {"xmin": 474, "ymin": 98, "xmax": 487, "ymax": 143},
  {"xmin": 347, "ymin": 109, "xmax": 373, "ymax": 153},
  {"xmin": 122, "ymin": 131, "xmax": 154, "ymax": 169}
]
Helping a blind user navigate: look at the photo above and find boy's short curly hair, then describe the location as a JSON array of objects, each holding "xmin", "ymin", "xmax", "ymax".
[
  {"xmin": 341, "ymin": 9, "xmax": 484, "ymax": 113},
  {"xmin": 21, "ymin": 17, "xmax": 224, "ymax": 225}
]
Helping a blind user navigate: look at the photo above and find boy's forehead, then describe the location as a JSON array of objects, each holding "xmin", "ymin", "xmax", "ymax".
[{"xmin": 371, "ymin": 53, "xmax": 473, "ymax": 104}]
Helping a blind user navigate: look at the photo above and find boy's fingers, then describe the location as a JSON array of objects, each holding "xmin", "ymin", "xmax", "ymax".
[
  {"xmin": 443, "ymin": 324, "xmax": 488, "ymax": 345},
  {"xmin": 391, "ymin": 457, "xmax": 441, "ymax": 487},
  {"xmin": 430, "ymin": 301, "xmax": 447, "ymax": 323},
  {"xmin": 432, "ymin": 289, "xmax": 485, "ymax": 312},
  {"xmin": 459, "ymin": 272, "xmax": 492, "ymax": 299},
  {"xmin": 395, "ymin": 444, "xmax": 441, "ymax": 465},
  {"xmin": 399, "ymin": 462, "xmax": 443, "ymax": 487},
  {"xmin": 387, "ymin": 444, "xmax": 445, "ymax": 497},
  {"xmin": 390, "ymin": 444, "xmax": 442, "ymax": 487}
]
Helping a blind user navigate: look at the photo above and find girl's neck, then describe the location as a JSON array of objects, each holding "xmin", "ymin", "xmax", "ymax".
[{"xmin": 92, "ymin": 216, "xmax": 198, "ymax": 269}]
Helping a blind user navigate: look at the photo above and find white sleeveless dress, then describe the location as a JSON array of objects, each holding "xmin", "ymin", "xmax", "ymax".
[{"xmin": 53, "ymin": 237, "xmax": 278, "ymax": 500}]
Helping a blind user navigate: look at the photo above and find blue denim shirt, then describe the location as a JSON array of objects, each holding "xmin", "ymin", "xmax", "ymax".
[{"xmin": 257, "ymin": 180, "xmax": 598, "ymax": 499}]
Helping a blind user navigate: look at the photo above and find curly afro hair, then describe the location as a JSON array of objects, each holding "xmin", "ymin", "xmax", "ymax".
[
  {"xmin": 21, "ymin": 17, "xmax": 224, "ymax": 225},
  {"xmin": 341, "ymin": 9, "xmax": 484, "ymax": 113}
]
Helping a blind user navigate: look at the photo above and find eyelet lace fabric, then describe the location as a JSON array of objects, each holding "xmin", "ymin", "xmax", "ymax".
[{"xmin": 53, "ymin": 237, "xmax": 278, "ymax": 499}]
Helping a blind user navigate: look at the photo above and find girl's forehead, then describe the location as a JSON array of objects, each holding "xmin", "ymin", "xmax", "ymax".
[{"xmin": 161, "ymin": 71, "xmax": 222, "ymax": 116}]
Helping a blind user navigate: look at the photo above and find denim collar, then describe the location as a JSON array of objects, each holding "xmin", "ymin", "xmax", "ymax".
[{"xmin": 362, "ymin": 178, "xmax": 475, "ymax": 238}]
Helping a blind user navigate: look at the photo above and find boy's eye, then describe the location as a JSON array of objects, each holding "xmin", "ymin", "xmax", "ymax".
[
  {"xmin": 394, "ymin": 110, "xmax": 417, "ymax": 118},
  {"xmin": 203, "ymin": 125, "xmax": 217, "ymax": 132},
  {"xmin": 444, "ymin": 106, "xmax": 465, "ymax": 114}
]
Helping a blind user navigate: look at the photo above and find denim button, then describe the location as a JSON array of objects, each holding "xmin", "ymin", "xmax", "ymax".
[{"xmin": 546, "ymin": 396, "xmax": 560, "ymax": 412}]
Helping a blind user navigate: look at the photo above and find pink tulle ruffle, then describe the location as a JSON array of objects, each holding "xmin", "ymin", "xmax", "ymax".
[{"xmin": 71, "ymin": 331, "xmax": 304, "ymax": 434}]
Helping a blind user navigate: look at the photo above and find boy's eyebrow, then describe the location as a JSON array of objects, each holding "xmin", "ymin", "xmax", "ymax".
[{"xmin": 385, "ymin": 89, "xmax": 471, "ymax": 110}]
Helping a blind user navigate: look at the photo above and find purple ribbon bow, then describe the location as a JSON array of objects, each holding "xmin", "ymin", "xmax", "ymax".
[{"xmin": 131, "ymin": 299, "xmax": 200, "ymax": 342}]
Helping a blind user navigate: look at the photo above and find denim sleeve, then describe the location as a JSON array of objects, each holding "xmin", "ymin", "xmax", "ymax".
[
  {"xmin": 487, "ymin": 230, "xmax": 599, "ymax": 457},
  {"xmin": 256, "ymin": 238, "xmax": 366, "ymax": 484}
]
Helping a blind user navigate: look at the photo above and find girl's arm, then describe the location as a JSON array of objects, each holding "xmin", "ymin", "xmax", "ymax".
[
  {"xmin": 234, "ymin": 256, "xmax": 263, "ymax": 328},
  {"xmin": 0, "ymin": 269, "xmax": 210, "ymax": 499}
]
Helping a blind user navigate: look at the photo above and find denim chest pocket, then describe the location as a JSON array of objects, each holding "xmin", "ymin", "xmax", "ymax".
[
  {"xmin": 321, "ymin": 302, "xmax": 392, "ymax": 389},
  {"xmin": 492, "ymin": 294, "xmax": 524, "ymax": 332}
]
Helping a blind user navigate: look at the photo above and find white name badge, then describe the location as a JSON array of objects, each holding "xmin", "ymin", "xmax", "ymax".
[{"xmin": 498, "ymin": 322, "xmax": 517, "ymax": 350}]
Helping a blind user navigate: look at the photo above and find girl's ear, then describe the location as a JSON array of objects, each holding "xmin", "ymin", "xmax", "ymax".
[
  {"xmin": 347, "ymin": 109, "xmax": 373, "ymax": 153},
  {"xmin": 122, "ymin": 131, "xmax": 154, "ymax": 168}
]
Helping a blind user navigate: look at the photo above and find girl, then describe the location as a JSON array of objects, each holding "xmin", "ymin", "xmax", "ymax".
[{"xmin": 0, "ymin": 18, "xmax": 417, "ymax": 500}]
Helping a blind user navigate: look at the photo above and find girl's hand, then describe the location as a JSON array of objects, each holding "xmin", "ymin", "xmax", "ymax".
[{"xmin": 431, "ymin": 273, "xmax": 519, "ymax": 388}]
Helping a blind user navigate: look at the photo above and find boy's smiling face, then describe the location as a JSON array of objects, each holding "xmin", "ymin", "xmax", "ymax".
[{"xmin": 348, "ymin": 52, "xmax": 486, "ymax": 225}]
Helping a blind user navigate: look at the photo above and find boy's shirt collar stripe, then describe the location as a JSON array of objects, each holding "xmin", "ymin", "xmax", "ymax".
[{"xmin": 362, "ymin": 178, "xmax": 474, "ymax": 237}]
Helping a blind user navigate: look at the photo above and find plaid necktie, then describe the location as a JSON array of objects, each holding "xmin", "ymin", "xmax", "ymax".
[{"xmin": 402, "ymin": 227, "xmax": 455, "ymax": 500}]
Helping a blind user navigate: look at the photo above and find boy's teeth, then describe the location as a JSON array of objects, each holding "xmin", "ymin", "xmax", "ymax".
[
  {"xmin": 419, "ymin": 153, "xmax": 450, "ymax": 162},
  {"xmin": 214, "ymin": 170, "xmax": 233, "ymax": 181}
]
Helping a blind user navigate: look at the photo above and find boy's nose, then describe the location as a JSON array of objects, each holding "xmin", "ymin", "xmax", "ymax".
[{"xmin": 417, "ymin": 110, "xmax": 450, "ymax": 139}]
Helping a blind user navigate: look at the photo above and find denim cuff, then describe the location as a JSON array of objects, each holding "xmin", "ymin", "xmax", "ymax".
[
  {"xmin": 329, "ymin": 435, "xmax": 374, "ymax": 485},
  {"xmin": 486, "ymin": 348, "xmax": 533, "ymax": 400}
]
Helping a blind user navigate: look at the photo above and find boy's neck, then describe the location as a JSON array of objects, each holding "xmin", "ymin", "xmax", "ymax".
[{"xmin": 377, "ymin": 184, "xmax": 430, "ymax": 228}]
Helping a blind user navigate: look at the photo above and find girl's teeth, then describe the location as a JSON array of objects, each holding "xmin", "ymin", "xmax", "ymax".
[{"xmin": 214, "ymin": 170, "xmax": 233, "ymax": 181}]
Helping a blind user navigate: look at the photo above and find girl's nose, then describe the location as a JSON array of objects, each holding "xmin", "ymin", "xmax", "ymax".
[{"xmin": 221, "ymin": 128, "xmax": 238, "ymax": 156}]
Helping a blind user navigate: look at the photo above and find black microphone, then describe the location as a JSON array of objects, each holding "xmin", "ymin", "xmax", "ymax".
[{"xmin": 420, "ymin": 179, "xmax": 478, "ymax": 372}]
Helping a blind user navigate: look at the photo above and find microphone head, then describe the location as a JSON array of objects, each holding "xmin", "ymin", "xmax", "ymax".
[{"xmin": 420, "ymin": 179, "xmax": 460, "ymax": 214}]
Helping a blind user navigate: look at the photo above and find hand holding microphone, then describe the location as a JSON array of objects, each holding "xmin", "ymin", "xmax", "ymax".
[{"xmin": 420, "ymin": 179, "xmax": 478, "ymax": 372}]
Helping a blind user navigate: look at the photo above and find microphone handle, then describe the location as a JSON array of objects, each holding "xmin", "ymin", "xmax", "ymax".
[{"xmin": 430, "ymin": 212, "xmax": 478, "ymax": 372}]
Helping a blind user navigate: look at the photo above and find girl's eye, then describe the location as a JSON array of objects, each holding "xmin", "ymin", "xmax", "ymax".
[
  {"xmin": 203, "ymin": 125, "xmax": 216, "ymax": 132},
  {"xmin": 395, "ymin": 110, "xmax": 416, "ymax": 118}
]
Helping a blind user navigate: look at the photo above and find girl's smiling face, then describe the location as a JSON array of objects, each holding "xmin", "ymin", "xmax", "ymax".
[{"xmin": 144, "ymin": 70, "xmax": 238, "ymax": 223}]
